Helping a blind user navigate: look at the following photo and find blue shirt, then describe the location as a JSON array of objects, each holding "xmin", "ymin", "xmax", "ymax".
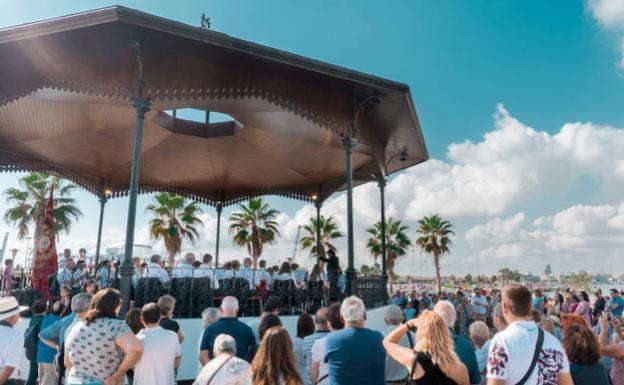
[
  {"xmin": 611, "ymin": 296, "xmax": 624, "ymax": 317},
  {"xmin": 200, "ymin": 317, "xmax": 256, "ymax": 361},
  {"xmin": 570, "ymin": 363, "xmax": 612, "ymax": 385},
  {"xmin": 451, "ymin": 329, "xmax": 481, "ymax": 384},
  {"xmin": 324, "ymin": 327, "xmax": 385, "ymax": 385},
  {"xmin": 302, "ymin": 330, "xmax": 331, "ymax": 385},
  {"xmin": 37, "ymin": 314, "xmax": 61, "ymax": 363},
  {"xmin": 39, "ymin": 312, "xmax": 76, "ymax": 348}
]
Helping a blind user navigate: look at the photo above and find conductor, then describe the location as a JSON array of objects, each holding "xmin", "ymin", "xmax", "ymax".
[{"xmin": 318, "ymin": 249, "xmax": 340, "ymax": 301}]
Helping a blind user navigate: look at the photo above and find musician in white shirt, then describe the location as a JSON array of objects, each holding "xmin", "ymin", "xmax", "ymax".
[
  {"xmin": 145, "ymin": 254, "xmax": 170, "ymax": 284},
  {"xmin": 237, "ymin": 258, "xmax": 256, "ymax": 289},
  {"xmin": 195, "ymin": 253, "xmax": 219, "ymax": 289},
  {"xmin": 171, "ymin": 253, "xmax": 196, "ymax": 278},
  {"xmin": 255, "ymin": 260, "xmax": 273, "ymax": 290}
]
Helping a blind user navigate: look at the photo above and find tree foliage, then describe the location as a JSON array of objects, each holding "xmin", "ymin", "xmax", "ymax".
[
  {"xmin": 228, "ymin": 197, "xmax": 280, "ymax": 267},
  {"xmin": 415, "ymin": 214, "xmax": 454, "ymax": 294},
  {"xmin": 146, "ymin": 192, "xmax": 203, "ymax": 267}
]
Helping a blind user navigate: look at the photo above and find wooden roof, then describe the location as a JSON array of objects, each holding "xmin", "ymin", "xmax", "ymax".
[{"xmin": 0, "ymin": 6, "xmax": 427, "ymax": 206}]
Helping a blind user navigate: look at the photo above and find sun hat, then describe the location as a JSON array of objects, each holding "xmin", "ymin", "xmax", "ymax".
[{"xmin": 0, "ymin": 297, "xmax": 28, "ymax": 321}]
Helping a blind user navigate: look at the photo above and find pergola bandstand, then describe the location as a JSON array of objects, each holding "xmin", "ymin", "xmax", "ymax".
[{"xmin": 0, "ymin": 6, "xmax": 428, "ymax": 311}]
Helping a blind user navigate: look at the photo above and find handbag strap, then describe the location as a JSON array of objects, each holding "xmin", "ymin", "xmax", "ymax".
[
  {"xmin": 406, "ymin": 330, "xmax": 414, "ymax": 349},
  {"xmin": 515, "ymin": 328, "xmax": 544, "ymax": 385},
  {"xmin": 316, "ymin": 373, "xmax": 329, "ymax": 385},
  {"xmin": 404, "ymin": 351, "xmax": 419, "ymax": 385},
  {"xmin": 205, "ymin": 355, "xmax": 234, "ymax": 385}
]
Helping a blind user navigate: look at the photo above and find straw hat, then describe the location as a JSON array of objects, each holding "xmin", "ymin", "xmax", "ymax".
[{"xmin": 0, "ymin": 297, "xmax": 28, "ymax": 321}]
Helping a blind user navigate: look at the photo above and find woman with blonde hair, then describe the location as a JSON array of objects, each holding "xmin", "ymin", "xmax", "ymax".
[
  {"xmin": 250, "ymin": 327, "xmax": 302, "ymax": 385},
  {"xmin": 383, "ymin": 310, "xmax": 469, "ymax": 385}
]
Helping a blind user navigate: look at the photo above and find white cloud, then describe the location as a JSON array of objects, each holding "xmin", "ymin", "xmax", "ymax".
[
  {"xmin": 465, "ymin": 213, "xmax": 525, "ymax": 245},
  {"xmin": 465, "ymin": 203, "xmax": 624, "ymax": 273},
  {"xmin": 587, "ymin": 0, "xmax": 624, "ymax": 68},
  {"xmin": 588, "ymin": 0, "xmax": 624, "ymax": 29}
]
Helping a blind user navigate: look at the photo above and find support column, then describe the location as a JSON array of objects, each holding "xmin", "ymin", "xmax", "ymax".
[
  {"xmin": 342, "ymin": 136, "xmax": 357, "ymax": 296},
  {"xmin": 215, "ymin": 203, "xmax": 222, "ymax": 268},
  {"xmin": 120, "ymin": 41, "xmax": 150, "ymax": 315},
  {"xmin": 94, "ymin": 195, "xmax": 108, "ymax": 268},
  {"xmin": 378, "ymin": 177, "xmax": 388, "ymax": 298},
  {"xmin": 343, "ymin": 95, "xmax": 378, "ymax": 297},
  {"xmin": 315, "ymin": 200, "xmax": 322, "ymax": 259}
]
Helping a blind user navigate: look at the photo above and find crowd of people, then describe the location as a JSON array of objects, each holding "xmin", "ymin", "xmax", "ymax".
[{"xmin": 0, "ymin": 281, "xmax": 623, "ymax": 385}]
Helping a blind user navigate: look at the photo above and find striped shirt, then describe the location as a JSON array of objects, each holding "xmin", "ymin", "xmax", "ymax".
[{"xmin": 302, "ymin": 330, "xmax": 330, "ymax": 385}]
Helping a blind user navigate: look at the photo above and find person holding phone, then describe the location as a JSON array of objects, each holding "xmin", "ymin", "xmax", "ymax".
[{"xmin": 598, "ymin": 315, "xmax": 624, "ymax": 385}]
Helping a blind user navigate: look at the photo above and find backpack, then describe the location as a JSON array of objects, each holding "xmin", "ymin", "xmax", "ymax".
[{"xmin": 24, "ymin": 315, "xmax": 43, "ymax": 361}]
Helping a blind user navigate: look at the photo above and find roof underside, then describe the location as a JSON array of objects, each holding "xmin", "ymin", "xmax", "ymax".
[{"xmin": 0, "ymin": 6, "xmax": 427, "ymax": 206}]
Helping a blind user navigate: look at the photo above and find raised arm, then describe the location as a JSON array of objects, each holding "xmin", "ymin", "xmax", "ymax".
[
  {"xmin": 599, "ymin": 317, "xmax": 624, "ymax": 359},
  {"xmin": 382, "ymin": 320, "xmax": 416, "ymax": 368}
]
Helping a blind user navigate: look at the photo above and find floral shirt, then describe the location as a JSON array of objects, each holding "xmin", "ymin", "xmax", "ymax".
[
  {"xmin": 487, "ymin": 320, "xmax": 569, "ymax": 385},
  {"xmin": 65, "ymin": 318, "xmax": 132, "ymax": 384}
]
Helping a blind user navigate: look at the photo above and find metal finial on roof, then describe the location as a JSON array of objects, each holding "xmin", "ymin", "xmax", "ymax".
[{"xmin": 200, "ymin": 13, "xmax": 210, "ymax": 29}]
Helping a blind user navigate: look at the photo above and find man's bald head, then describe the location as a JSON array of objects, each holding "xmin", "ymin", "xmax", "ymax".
[{"xmin": 315, "ymin": 307, "xmax": 329, "ymax": 330}]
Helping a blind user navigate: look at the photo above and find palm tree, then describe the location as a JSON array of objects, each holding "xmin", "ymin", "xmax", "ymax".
[
  {"xmin": 228, "ymin": 197, "xmax": 280, "ymax": 268},
  {"xmin": 415, "ymin": 214, "xmax": 454, "ymax": 294},
  {"xmin": 366, "ymin": 217, "xmax": 411, "ymax": 292},
  {"xmin": 3, "ymin": 172, "xmax": 83, "ymax": 262},
  {"xmin": 300, "ymin": 215, "xmax": 344, "ymax": 257},
  {"xmin": 145, "ymin": 192, "xmax": 203, "ymax": 267}
]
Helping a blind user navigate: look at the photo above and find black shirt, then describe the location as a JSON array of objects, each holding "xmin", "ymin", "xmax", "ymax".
[
  {"xmin": 594, "ymin": 297, "xmax": 606, "ymax": 317},
  {"xmin": 319, "ymin": 255, "xmax": 340, "ymax": 273},
  {"xmin": 159, "ymin": 317, "xmax": 180, "ymax": 333}
]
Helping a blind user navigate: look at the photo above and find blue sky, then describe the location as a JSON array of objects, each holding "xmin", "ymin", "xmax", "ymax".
[{"xmin": 1, "ymin": 0, "xmax": 624, "ymax": 275}]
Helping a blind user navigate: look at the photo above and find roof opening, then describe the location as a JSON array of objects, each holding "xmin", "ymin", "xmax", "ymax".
[{"xmin": 163, "ymin": 108, "xmax": 234, "ymax": 123}]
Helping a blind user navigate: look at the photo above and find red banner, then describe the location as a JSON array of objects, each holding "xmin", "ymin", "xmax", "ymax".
[{"xmin": 32, "ymin": 186, "xmax": 58, "ymax": 300}]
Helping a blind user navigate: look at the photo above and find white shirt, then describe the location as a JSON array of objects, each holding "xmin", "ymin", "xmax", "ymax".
[
  {"xmin": 193, "ymin": 354, "xmax": 251, "ymax": 385},
  {"xmin": 132, "ymin": 268, "xmax": 146, "ymax": 288},
  {"xmin": 194, "ymin": 266, "xmax": 220, "ymax": 289},
  {"xmin": 311, "ymin": 337, "xmax": 329, "ymax": 385},
  {"xmin": 472, "ymin": 294, "xmax": 488, "ymax": 315},
  {"xmin": 237, "ymin": 268, "xmax": 255, "ymax": 289},
  {"xmin": 254, "ymin": 270, "xmax": 273, "ymax": 289},
  {"xmin": 171, "ymin": 262, "xmax": 195, "ymax": 278},
  {"xmin": 134, "ymin": 326, "xmax": 181, "ymax": 385},
  {"xmin": 275, "ymin": 272, "xmax": 294, "ymax": 282},
  {"xmin": 487, "ymin": 320, "xmax": 569, "ymax": 384},
  {"xmin": 0, "ymin": 324, "xmax": 24, "ymax": 380},
  {"xmin": 215, "ymin": 269, "xmax": 232, "ymax": 280},
  {"xmin": 145, "ymin": 262, "xmax": 170, "ymax": 284}
]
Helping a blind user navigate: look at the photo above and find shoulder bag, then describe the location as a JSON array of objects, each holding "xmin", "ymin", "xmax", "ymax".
[{"xmin": 204, "ymin": 355, "xmax": 234, "ymax": 385}]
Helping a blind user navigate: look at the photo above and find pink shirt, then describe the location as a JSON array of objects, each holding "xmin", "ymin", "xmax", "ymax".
[
  {"xmin": 611, "ymin": 342, "xmax": 624, "ymax": 385},
  {"xmin": 574, "ymin": 301, "xmax": 591, "ymax": 327}
]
